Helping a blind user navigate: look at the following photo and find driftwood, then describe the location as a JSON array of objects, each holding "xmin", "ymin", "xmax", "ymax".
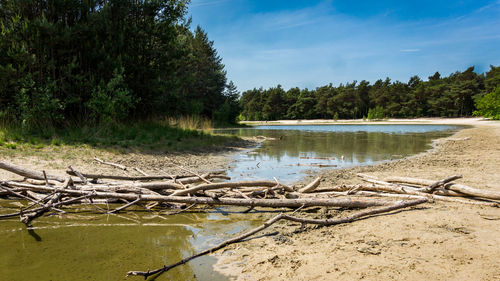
[
  {"xmin": 133, "ymin": 167, "xmax": 148, "ymax": 176},
  {"xmin": 170, "ymin": 180, "xmax": 293, "ymax": 196},
  {"xmin": 384, "ymin": 176, "xmax": 500, "ymax": 200},
  {"xmin": 1, "ymin": 182, "xmax": 395, "ymax": 208},
  {"xmin": 126, "ymin": 198, "xmax": 427, "ymax": 278},
  {"xmin": 65, "ymin": 170, "xmax": 228, "ymax": 183},
  {"xmin": 423, "ymin": 175, "xmax": 463, "ymax": 193},
  {"xmin": 0, "ymin": 161, "xmax": 66, "ymax": 182},
  {"xmin": 298, "ymin": 176, "xmax": 322, "ymax": 193},
  {"xmin": 1, "ymin": 161, "xmax": 497, "ymax": 279},
  {"xmin": 93, "ymin": 157, "xmax": 127, "ymax": 170}
]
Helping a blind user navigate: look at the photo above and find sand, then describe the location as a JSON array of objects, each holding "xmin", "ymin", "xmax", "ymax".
[{"xmin": 214, "ymin": 118, "xmax": 500, "ymax": 281}]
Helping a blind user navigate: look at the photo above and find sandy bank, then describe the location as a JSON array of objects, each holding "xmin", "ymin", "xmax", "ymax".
[{"xmin": 215, "ymin": 118, "xmax": 500, "ymax": 281}]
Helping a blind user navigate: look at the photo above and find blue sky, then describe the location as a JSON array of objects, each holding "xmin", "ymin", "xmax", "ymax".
[{"xmin": 189, "ymin": 0, "xmax": 500, "ymax": 91}]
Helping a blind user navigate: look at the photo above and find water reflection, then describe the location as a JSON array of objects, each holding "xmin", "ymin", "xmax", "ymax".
[
  {"xmin": 215, "ymin": 125, "xmax": 459, "ymax": 183},
  {"xmin": 0, "ymin": 206, "xmax": 262, "ymax": 281}
]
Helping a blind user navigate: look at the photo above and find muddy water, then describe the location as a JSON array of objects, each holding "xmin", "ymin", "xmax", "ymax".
[
  {"xmin": 216, "ymin": 124, "xmax": 460, "ymax": 183},
  {"xmin": 0, "ymin": 204, "xmax": 263, "ymax": 281},
  {"xmin": 0, "ymin": 124, "xmax": 459, "ymax": 280}
]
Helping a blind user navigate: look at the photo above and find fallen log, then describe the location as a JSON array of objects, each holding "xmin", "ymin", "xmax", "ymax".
[
  {"xmin": 94, "ymin": 157, "xmax": 127, "ymax": 170},
  {"xmin": 65, "ymin": 170, "xmax": 229, "ymax": 183},
  {"xmin": 319, "ymin": 190, "xmax": 499, "ymax": 207},
  {"xmin": 298, "ymin": 176, "xmax": 322, "ymax": 193},
  {"xmin": 384, "ymin": 176, "xmax": 500, "ymax": 200},
  {"xmin": 170, "ymin": 180, "xmax": 292, "ymax": 196},
  {"xmin": 2, "ymin": 182, "xmax": 395, "ymax": 208},
  {"xmin": 0, "ymin": 161, "xmax": 66, "ymax": 182},
  {"xmin": 357, "ymin": 174, "xmax": 465, "ymax": 197},
  {"xmin": 423, "ymin": 175, "xmax": 462, "ymax": 193}
]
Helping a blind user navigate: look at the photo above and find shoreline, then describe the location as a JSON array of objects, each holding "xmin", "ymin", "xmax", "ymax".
[
  {"xmin": 1, "ymin": 118, "xmax": 498, "ymax": 280},
  {"xmin": 239, "ymin": 117, "xmax": 491, "ymax": 126},
  {"xmin": 214, "ymin": 118, "xmax": 500, "ymax": 281}
]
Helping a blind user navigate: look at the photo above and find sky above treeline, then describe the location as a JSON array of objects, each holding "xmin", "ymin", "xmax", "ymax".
[{"xmin": 189, "ymin": 0, "xmax": 500, "ymax": 91}]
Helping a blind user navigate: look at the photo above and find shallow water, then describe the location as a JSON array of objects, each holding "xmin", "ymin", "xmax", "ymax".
[
  {"xmin": 216, "ymin": 124, "xmax": 460, "ymax": 183},
  {"xmin": 0, "ymin": 124, "xmax": 460, "ymax": 280},
  {"xmin": 0, "ymin": 204, "xmax": 263, "ymax": 281}
]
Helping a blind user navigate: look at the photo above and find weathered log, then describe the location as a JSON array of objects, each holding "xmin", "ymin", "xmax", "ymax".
[
  {"xmin": 384, "ymin": 176, "xmax": 500, "ymax": 200},
  {"xmin": 68, "ymin": 166, "xmax": 88, "ymax": 185},
  {"xmin": 126, "ymin": 198, "xmax": 427, "ymax": 278},
  {"xmin": 273, "ymin": 177, "xmax": 294, "ymax": 192},
  {"xmin": 0, "ymin": 185, "xmax": 64, "ymax": 213},
  {"xmin": 65, "ymin": 170, "xmax": 229, "ymax": 183},
  {"xmin": 25, "ymin": 179, "xmax": 60, "ymax": 185},
  {"xmin": 2, "ymin": 182, "xmax": 395, "ymax": 208},
  {"xmin": 321, "ymin": 190, "xmax": 499, "ymax": 207},
  {"xmin": 0, "ymin": 192, "xmax": 97, "ymax": 219},
  {"xmin": 170, "ymin": 180, "xmax": 292, "ymax": 196},
  {"xmin": 168, "ymin": 161, "xmax": 212, "ymax": 184},
  {"xmin": 299, "ymin": 176, "xmax": 322, "ymax": 193},
  {"xmin": 423, "ymin": 175, "xmax": 462, "ymax": 193},
  {"xmin": 108, "ymin": 196, "xmax": 141, "ymax": 214},
  {"xmin": 94, "ymin": 157, "xmax": 127, "ymax": 170},
  {"xmin": 0, "ymin": 161, "xmax": 66, "ymax": 182},
  {"xmin": 357, "ymin": 175, "xmax": 466, "ymax": 197},
  {"xmin": 134, "ymin": 167, "xmax": 148, "ymax": 176}
]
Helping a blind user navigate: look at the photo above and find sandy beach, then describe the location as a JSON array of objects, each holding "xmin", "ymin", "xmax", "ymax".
[{"xmin": 215, "ymin": 118, "xmax": 500, "ymax": 281}]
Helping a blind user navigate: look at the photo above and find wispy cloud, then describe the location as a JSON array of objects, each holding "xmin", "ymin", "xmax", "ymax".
[
  {"xmin": 400, "ymin": 49, "xmax": 421, "ymax": 53},
  {"xmin": 190, "ymin": 0, "xmax": 229, "ymax": 8},
  {"xmin": 190, "ymin": 0, "xmax": 500, "ymax": 91}
]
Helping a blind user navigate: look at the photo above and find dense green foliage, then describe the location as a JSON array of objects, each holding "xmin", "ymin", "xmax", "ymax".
[
  {"xmin": 240, "ymin": 66, "xmax": 500, "ymax": 120},
  {"xmin": 0, "ymin": 0, "xmax": 238, "ymax": 130},
  {"xmin": 473, "ymin": 65, "xmax": 500, "ymax": 120},
  {"xmin": 474, "ymin": 86, "xmax": 500, "ymax": 120}
]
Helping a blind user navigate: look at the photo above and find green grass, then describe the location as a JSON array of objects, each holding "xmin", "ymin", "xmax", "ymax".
[{"xmin": 0, "ymin": 120, "xmax": 239, "ymax": 154}]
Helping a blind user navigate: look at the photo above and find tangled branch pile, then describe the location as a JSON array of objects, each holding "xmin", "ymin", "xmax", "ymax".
[{"xmin": 0, "ymin": 160, "xmax": 498, "ymax": 279}]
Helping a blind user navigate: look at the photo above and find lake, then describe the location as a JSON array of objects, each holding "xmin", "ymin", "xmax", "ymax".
[
  {"xmin": 0, "ymin": 124, "xmax": 460, "ymax": 280},
  {"xmin": 216, "ymin": 124, "xmax": 460, "ymax": 183}
]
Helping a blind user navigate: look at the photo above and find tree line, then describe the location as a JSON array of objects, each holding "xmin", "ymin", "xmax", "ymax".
[
  {"xmin": 0, "ymin": 0, "xmax": 239, "ymax": 130},
  {"xmin": 1, "ymin": 1, "xmax": 499, "ymax": 131},
  {"xmin": 239, "ymin": 65, "xmax": 500, "ymax": 121}
]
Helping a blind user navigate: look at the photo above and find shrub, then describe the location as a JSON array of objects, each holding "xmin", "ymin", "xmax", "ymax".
[
  {"xmin": 474, "ymin": 86, "xmax": 500, "ymax": 120},
  {"xmin": 367, "ymin": 106, "xmax": 385, "ymax": 120},
  {"xmin": 86, "ymin": 68, "xmax": 135, "ymax": 124}
]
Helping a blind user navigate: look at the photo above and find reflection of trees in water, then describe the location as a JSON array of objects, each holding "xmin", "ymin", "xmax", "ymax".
[
  {"xmin": 1, "ymin": 205, "xmax": 264, "ymax": 281},
  {"xmin": 228, "ymin": 129, "xmax": 451, "ymax": 163},
  {"xmin": 1, "ymin": 212, "xmax": 202, "ymax": 280}
]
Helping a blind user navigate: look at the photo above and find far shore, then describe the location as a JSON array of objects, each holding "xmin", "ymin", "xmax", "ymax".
[{"xmin": 240, "ymin": 117, "xmax": 497, "ymax": 126}]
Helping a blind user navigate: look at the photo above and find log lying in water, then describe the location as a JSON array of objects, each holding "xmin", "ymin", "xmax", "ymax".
[{"xmin": 2, "ymin": 181, "xmax": 394, "ymax": 208}]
